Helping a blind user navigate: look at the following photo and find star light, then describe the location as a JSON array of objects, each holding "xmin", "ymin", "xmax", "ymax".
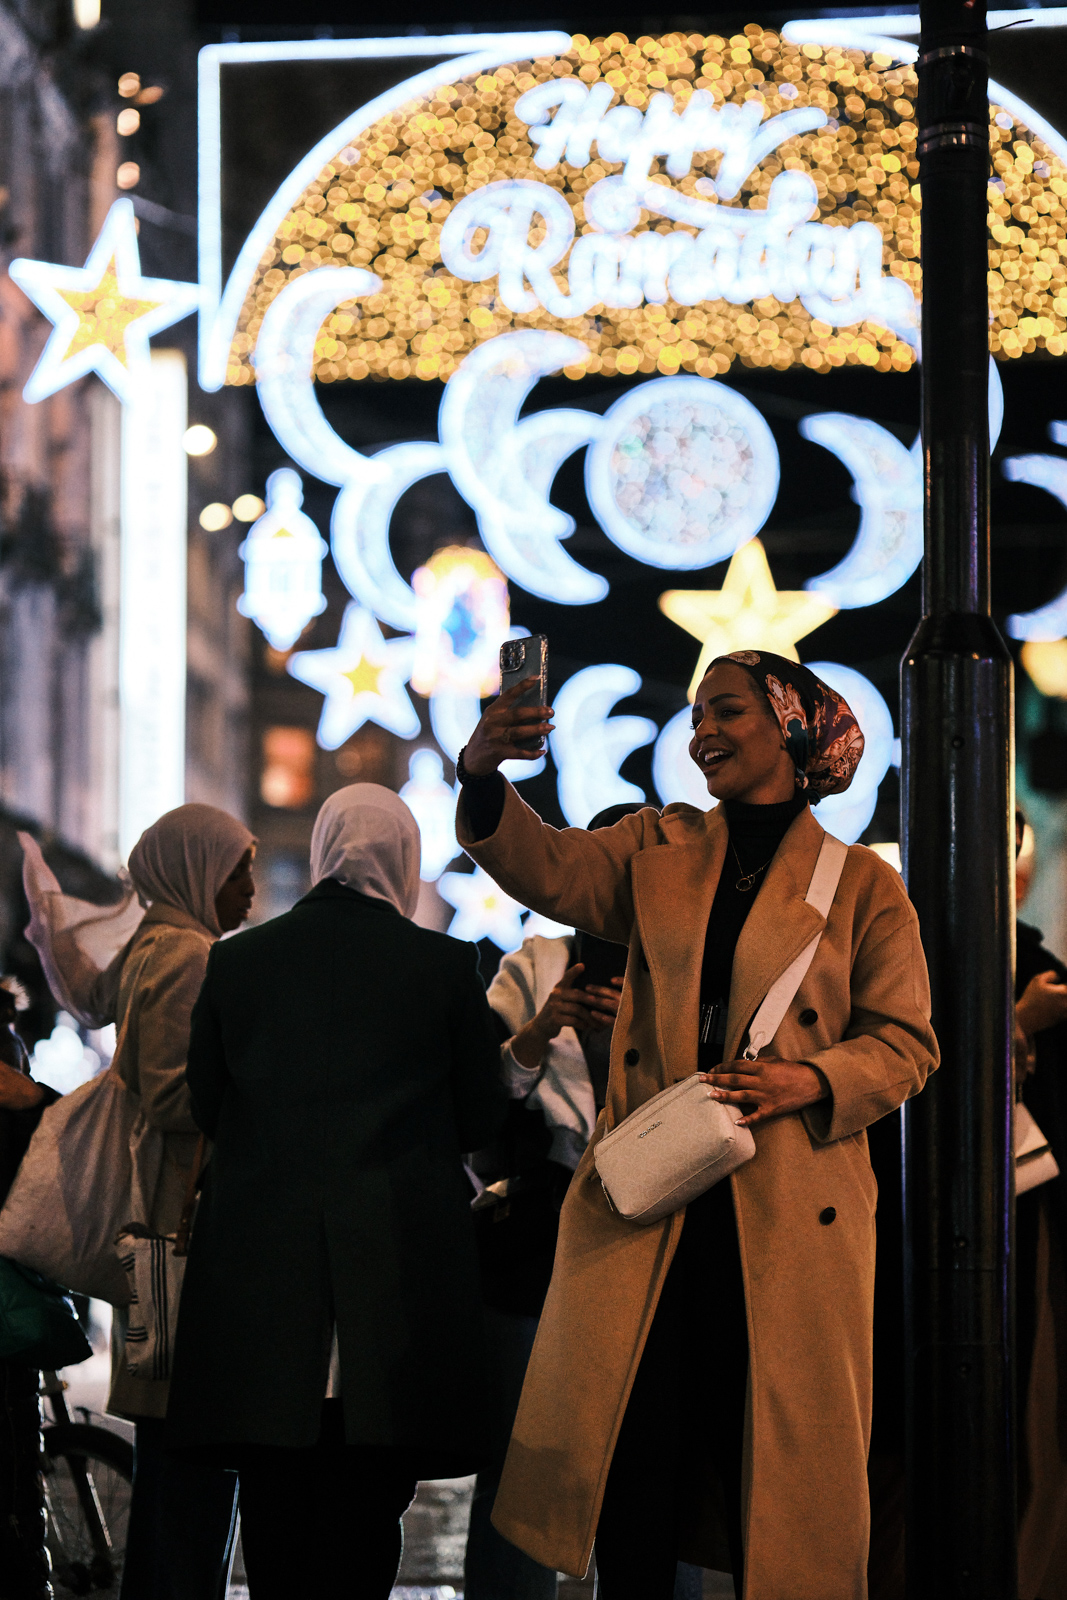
[
  {"xmin": 438, "ymin": 865, "xmax": 528, "ymax": 953},
  {"xmin": 9, "ymin": 198, "xmax": 199, "ymax": 406},
  {"xmin": 659, "ymin": 538, "xmax": 837, "ymax": 701},
  {"xmin": 288, "ymin": 602, "xmax": 419, "ymax": 750}
]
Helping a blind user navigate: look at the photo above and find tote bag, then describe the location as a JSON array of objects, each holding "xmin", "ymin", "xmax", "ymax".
[
  {"xmin": 114, "ymin": 1135, "xmax": 204, "ymax": 1380},
  {"xmin": 0, "ymin": 1011, "xmax": 164, "ymax": 1305}
]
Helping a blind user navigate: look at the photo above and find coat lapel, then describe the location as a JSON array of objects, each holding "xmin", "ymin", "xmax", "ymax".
[
  {"xmin": 725, "ymin": 807, "xmax": 828, "ymax": 1060},
  {"xmin": 630, "ymin": 809, "xmax": 728, "ymax": 1082}
]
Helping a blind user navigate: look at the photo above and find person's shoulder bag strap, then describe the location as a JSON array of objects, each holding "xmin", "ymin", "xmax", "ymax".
[{"xmin": 742, "ymin": 832, "xmax": 849, "ymax": 1061}]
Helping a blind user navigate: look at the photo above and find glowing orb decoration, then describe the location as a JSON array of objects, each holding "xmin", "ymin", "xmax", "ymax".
[
  {"xmin": 399, "ymin": 748, "xmax": 460, "ymax": 880},
  {"xmin": 660, "ymin": 537, "xmax": 837, "ymax": 699},
  {"xmin": 439, "ymin": 864, "xmax": 528, "ymax": 951},
  {"xmin": 1005, "ymin": 454, "xmax": 1067, "ymax": 640},
  {"xmin": 216, "ymin": 30, "xmax": 1067, "ymax": 390},
  {"xmin": 653, "ymin": 705, "xmax": 717, "ymax": 811},
  {"xmin": 586, "ymin": 376, "xmax": 780, "ymax": 570},
  {"xmin": 237, "ymin": 468, "xmax": 328, "ymax": 651},
  {"xmin": 410, "ymin": 545, "xmax": 510, "ymax": 698},
  {"xmin": 9, "ymin": 198, "xmax": 199, "ymax": 406},
  {"xmin": 549, "ymin": 664, "xmax": 657, "ymax": 827},
  {"xmin": 288, "ymin": 601, "xmax": 419, "ymax": 749},
  {"xmin": 805, "ymin": 660, "xmax": 894, "ymax": 844}
]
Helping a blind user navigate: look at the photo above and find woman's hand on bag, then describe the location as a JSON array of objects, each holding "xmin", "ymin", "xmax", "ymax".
[
  {"xmin": 0, "ymin": 1060, "xmax": 45, "ymax": 1111},
  {"xmin": 699, "ymin": 1057, "xmax": 827, "ymax": 1128},
  {"xmin": 462, "ymin": 679, "xmax": 554, "ymax": 777},
  {"xmin": 510, "ymin": 963, "xmax": 603, "ymax": 1068},
  {"xmin": 1017, "ymin": 969, "xmax": 1067, "ymax": 1037}
]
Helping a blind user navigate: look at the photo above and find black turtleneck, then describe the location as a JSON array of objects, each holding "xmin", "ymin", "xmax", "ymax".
[{"xmin": 698, "ymin": 793, "xmax": 809, "ymax": 1069}]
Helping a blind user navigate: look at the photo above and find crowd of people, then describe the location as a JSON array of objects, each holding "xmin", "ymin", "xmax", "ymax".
[{"xmin": 0, "ymin": 645, "xmax": 1061, "ymax": 1600}]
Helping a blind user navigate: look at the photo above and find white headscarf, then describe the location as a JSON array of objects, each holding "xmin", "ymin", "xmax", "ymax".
[
  {"xmin": 127, "ymin": 803, "xmax": 254, "ymax": 938},
  {"xmin": 310, "ymin": 784, "xmax": 421, "ymax": 919},
  {"xmin": 20, "ymin": 803, "xmax": 254, "ymax": 1029}
]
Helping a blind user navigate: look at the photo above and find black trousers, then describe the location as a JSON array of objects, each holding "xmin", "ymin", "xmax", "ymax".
[
  {"xmin": 0, "ymin": 1362, "xmax": 48, "ymax": 1600},
  {"xmin": 236, "ymin": 1401, "xmax": 418, "ymax": 1600},
  {"xmin": 120, "ymin": 1418, "xmax": 238, "ymax": 1600},
  {"xmin": 595, "ymin": 1182, "xmax": 749, "ymax": 1600}
]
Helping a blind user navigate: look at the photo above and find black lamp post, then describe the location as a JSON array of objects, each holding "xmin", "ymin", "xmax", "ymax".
[{"xmin": 900, "ymin": 0, "xmax": 1016, "ymax": 1594}]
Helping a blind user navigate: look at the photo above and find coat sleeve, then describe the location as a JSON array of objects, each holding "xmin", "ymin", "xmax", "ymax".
[
  {"xmin": 458, "ymin": 780, "xmax": 653, "ymax": 943},
  {"xmin": 131, "ymin": 931, "xmax": 211, "ymax": 1135},
  {"xmin": 446, "ymin": 942, "xmax": 511, "ymax": 1151},
  {"xmin": 799, "ymin": 889, "xmax": 939, "ymax": 1144},
  {"xmin": 185, "ymin": 948, "xmax": 228, "ymax": 1139}
]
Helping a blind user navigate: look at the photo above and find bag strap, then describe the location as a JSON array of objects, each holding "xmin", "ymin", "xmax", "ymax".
[
  {"xmin": 742, "ymin": 833, "xmax": 849, "ymax": 1061},
  {"xmin": 173, "ymin": 1134, "xmax": 207, "ymax": 1258}
]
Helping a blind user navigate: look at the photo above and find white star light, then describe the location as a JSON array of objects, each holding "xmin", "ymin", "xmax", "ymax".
[
  {"xmin": 439, "ymin": 865, "xmax": 527, "ymax": 952},
  {"xmin": 9, "ymin": 198, "xmax": 199, "ymax": 406},
  {"xmin": 288, "ymin": 601, "xmax": 420, "ymax": 749}
]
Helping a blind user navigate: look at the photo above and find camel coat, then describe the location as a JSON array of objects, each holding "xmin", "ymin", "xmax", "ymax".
[
  {"xmin": 458, "ymin": 784, "xmax": 938, "ymax": 1600},
  {"xmin": 107, "ymin": 902, "xmax": 212, "ymax": 1421}
]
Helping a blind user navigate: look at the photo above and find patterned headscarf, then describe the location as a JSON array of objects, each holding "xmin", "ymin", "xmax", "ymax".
[{"xmin": 710, "ymin": 651, "xmax": 864, "ymax": 798}]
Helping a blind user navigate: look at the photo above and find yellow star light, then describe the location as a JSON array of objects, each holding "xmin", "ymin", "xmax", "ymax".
[
  {"xmin": 659, "ymin": 538, "xmax": 838, "ymax": 701},
  {"xmin": 58, "ymin": 260, "xmax": 164, "ymax": 367},
  {"xmin": 8, "ymin": 197, "xmax": 198, "ymax": 406},
  {"xmin": 341, "ymin": 656, "xmax": 384, "ymax": 699}
]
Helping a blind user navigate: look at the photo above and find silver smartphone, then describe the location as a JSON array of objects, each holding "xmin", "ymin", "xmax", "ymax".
[{"xmin": 499, "ymin": 635, "xmax": 548, "ymax": 753}]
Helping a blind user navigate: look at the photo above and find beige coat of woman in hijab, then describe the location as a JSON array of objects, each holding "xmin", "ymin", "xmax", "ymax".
[{"xmin": 105, "ymin": 805, "xmax": 255, "ymax": 1420}]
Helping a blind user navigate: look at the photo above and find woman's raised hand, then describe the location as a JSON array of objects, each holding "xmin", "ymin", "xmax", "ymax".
[{"xmin": 462, "ymin": 678, "xmax": 555, "ymax": 777}]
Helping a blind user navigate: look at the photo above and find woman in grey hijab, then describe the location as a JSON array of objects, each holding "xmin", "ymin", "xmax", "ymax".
[
  {"xmin": 21, "ymin": 803, "xmax": 256, "ymax": 1600},
  {"xmin": 167, "ymin": 783, "xmax": 508, "ymax": 1600}
]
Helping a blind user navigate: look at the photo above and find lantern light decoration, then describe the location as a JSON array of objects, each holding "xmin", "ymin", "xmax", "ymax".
[
  {"xmin": 410, "ymin": 545, "xmax": 511, "ymax": 697},
  {"xmin": 237, "ymin": 468, "xmax": 328, "ymax": 651}
]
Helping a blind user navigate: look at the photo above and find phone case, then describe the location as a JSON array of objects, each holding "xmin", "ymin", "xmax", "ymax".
[{"xmin": 499, "ymin": 635, "xmax": 548, "ymax": 752}]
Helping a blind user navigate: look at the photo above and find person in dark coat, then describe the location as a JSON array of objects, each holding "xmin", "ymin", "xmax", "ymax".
[
  {"xmin": 0, "ymin": 976, "xmax": 59, "ymax": 1600},
  {"xmin": 166, "ymin": 782, "xmax": 508, "ymax": 1600}
]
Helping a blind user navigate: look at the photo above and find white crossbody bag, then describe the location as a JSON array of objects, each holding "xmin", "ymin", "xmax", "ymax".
[{"xmin": 593, "ymin": 833, "xmax": 849, "ymax": 1225}]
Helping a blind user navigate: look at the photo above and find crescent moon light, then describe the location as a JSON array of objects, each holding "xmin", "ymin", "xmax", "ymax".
[
  {"xmin": 439, "ymin": 329, "xmax": 608, "ymax": 605},
  {"xmin": 548, "ymin": 663, "xmax": 656, "ymax": 827},
  {"xmin": 255, "ymin": 265, "xmax": 444, "ymax": 631},
  {"xmin": 803, "ymin": 360, "xmax": 1004, "ymax": 609},
  {"xmin": 1005, "ymin": 450, "xmax": 1067, "ymax": 639}
]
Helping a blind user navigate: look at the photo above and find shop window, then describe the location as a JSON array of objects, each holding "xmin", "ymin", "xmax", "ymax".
[{"xmin": 260, "ymin": 725, "xmax": 315, "ymax": 808}]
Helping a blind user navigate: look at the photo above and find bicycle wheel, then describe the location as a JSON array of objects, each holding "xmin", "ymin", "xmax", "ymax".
[{"xmin": 42, "ymin": 1422, "xmax": 133, "ymax": 1596}]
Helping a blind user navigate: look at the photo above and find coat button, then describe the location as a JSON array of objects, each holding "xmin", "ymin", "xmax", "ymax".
[
  {"xmin": 819, "ymin": 1207, "xmax": 836, "ymax": 1226},
  {"xmin": 624, "ymin": 1048, "xmax": 640, "ymax": 1066},
  {"xmin": 799, "ymin": 1008, "xmax": 818, "ymax": 1026}
]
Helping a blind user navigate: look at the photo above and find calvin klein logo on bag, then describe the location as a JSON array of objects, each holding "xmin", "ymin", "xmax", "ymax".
[{"xmin": 638, "ymin": 1121, "xmax": 662, "ymax": 1139}]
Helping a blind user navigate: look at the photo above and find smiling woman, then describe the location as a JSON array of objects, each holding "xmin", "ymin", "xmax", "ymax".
[{"xmin": 453, "ymin": 651, "xmax": 937, "ymax": 1599}]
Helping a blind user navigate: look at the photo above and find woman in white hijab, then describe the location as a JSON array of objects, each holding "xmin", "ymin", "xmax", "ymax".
[
  {"xmin": 167, "ymin": 784, "xmax": 508, "ymax": 1600},
  {"xmin": 22, "ymin": 803, "xmax": 255, "ymax": 1600}
]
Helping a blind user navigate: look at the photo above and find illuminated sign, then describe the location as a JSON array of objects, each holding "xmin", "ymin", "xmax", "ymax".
[{"xmin": 205, "ymin": 28, "xmax": 1067, "ymax": 391}]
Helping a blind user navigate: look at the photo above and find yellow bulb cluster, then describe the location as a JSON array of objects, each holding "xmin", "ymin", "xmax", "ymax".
[{"xmin": 226, "ymin": 28, "xmax": 1067, "ymax": 384}]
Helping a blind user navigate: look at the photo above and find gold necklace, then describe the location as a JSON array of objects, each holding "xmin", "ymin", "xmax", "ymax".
[{"xmin": 730, "ymin": 839, "xmax": 774, "ymax": 893}]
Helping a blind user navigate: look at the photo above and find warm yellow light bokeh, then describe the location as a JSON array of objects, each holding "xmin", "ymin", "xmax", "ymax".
[
  {"xmin": 1021, "ymin": 640, "xmax": 1067, "ymax": 699},
  {"xmin": 225, "ymin": 28, "xmax": 1067, "ymax": 386}
]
